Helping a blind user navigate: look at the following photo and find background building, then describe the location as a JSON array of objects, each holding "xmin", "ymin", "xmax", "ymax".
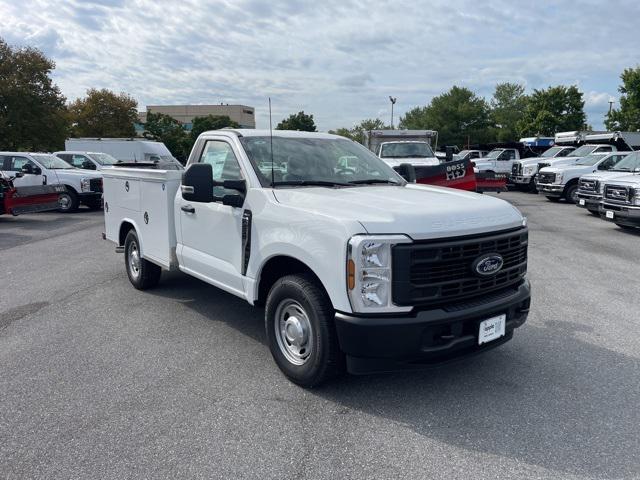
[{"xmin": 137, "ymin": 104, "xmax": 256, "ymax": 133}]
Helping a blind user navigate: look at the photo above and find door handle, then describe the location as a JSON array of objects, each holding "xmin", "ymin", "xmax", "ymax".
[{"xmin": 181, "ymin": 205, "xmax": 195, "ymax": 214}]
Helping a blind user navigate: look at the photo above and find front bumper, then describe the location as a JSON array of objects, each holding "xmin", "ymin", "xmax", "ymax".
[
  {"xmin": 601, "ymin": 202, "xmax": 640, "ymax": 226},
  {"xmin": 538, "ymin": 184, "xmax": 564, "ymax": 197},
  {"xmin": 511, "ymin": 175, "xmax": 533, "ymax": 184},
  {"xmin": 576, "ymin": 193, "xmax": 601, "ymax": 211},
  {"xmin": 335, "ymin": 280, "xmax": 531, "ymax": 374},
  {"xmin": 78, "ymin": 192, "xmax": 103, "ymax": 203}
]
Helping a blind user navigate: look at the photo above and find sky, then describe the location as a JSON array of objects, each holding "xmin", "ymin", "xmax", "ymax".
[{"xmin": 1, "ymin": 0, "xmax": 638, "ymax": 132}]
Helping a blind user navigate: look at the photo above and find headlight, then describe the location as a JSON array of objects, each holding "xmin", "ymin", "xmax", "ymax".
[
  {"xmin": 555, "ymin": 173, "xmax": 563, "ymax": 184},
  {"xmin": 80, "ymin": 178, "xmax": 91, "ymax": 191},
  {"xmin": 597, "ymin": 181, "xmax": 604, "ymax": 193},
  {"xmin": 523, "ymin": 166, "xmax": 534, "ymax": 175},
  {"xmin": 346, "ymin": 235, "xmax": 412, "ymax": 313}
]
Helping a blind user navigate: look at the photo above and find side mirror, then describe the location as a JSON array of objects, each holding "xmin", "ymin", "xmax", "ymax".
[
  {"xmin": 218, "ymin": 179, "xmax": 246, "ymax": 193},
  {"xmin": 396, "ymin": 163, "xmax": 416, "ymax": 183},
  {"xmin": 181, "ymin": 163, "xmax": 214, "ymax": 203},
  {"xmin": 14, "ymin": 171, "xmax": 24, "ymax": 178},
  {"xmin": 21, "ymin": 165, "xmax": 33, "ymax": 175},
  {"xmin": 82, "ymin": 160, "xmax": 96, "ymax": 170},
  {"xmin": 33, "ymin": 166, "xmax": 42, "ymax": 175}
]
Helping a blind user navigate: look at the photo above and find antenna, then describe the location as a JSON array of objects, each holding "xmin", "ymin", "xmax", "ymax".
[{"xmin": 269, "ymin": 97, "xmax": 274, "ymax": 187}]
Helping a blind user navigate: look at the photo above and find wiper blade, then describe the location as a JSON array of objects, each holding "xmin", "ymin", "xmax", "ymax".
[
  {"xmin": 348, "ymin": 179, "xmax": 401, "ymax": 185},
  {"xmin": 272, "ymin": 180, "xmax": 352, "ymax": 187}
]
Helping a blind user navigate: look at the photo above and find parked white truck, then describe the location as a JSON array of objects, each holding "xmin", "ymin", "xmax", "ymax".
[
  {"xmin": 363, "ymin": 130, "xmax": 440, "ymax": 167},
  {"xmin": 601, "ymin": 171, "xmax": 640, "ymax": 229},
  {"xmin": 510, "ymin": 145, "xmax": 576, "ymax": 191},
  {"xmin": 54, "ymin": 151, "xmax": 119, "ymax": 171},
  {"xmin": 103, "ymin": 130, "xmax": 531, "ymax": 386},
  {"xmin": 537, "ymin": 152, "xmax": 630, "ymax": 204},
  {"xmin": 0, "ymin": 152, "xmax": 103, "ymax": 212},
  {"xmin": 577, "ymin": 152, "xmax": 640, "ymax": 214},
  {"xmin": 65, "ymin": 138, "xmax": 183, "ymax": 169}
]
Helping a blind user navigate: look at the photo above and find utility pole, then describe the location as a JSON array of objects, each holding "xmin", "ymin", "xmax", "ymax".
[
  {"xmin": 389, "ymin": 96, "xmax": 397, "ymax": 129},
  {"xmin": 608, "ymin": 100, "xmax": 615, "ymax": 113}
]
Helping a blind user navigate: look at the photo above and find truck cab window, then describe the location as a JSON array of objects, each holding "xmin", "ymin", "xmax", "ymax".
[
  {"xmin": 200, "ymin": 140, "xmax": 244, "ymax": 196},
  {"xmin": 7, "ymin": 156, "xmax": 31, "ymax": 172}
]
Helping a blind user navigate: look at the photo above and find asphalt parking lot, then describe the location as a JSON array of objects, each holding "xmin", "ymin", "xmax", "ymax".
[{"xmin": 1, "ymin": 192, "xmax": 639, "ymax": 480}]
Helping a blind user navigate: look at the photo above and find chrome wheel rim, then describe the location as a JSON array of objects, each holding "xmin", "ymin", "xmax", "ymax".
[
  {"xmin": 129, "ymin": 241, "xmax": 141, "ymax": 279},
  {"xmin": 58, "ymin": 194, "xmax": 71, "ymax": 210},
  {"xmin": 275, "ymin": 299, "xmax": 312, "ymax": 366}
]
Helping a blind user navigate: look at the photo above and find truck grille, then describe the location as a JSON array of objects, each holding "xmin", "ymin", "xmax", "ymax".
[
  {"xmin": 512, "ymin": 163, "xmax": 522, "ymax": 176},
  {"xmin": 578, "ymin": 178, "xmax": 597, "ymax": 193},
  {"xmin": 89, "ymin": 178, "xmax": 103, "ymax": 193},
  {"xmin": 604, "ymin": 185, "xmax": 631, "ymax": 204},
  {"xmin": 538, "ymin": 172, "xmax": 556, "ymax": 184},
  {"xmin": 391, "ymin": 228, "xmax": 528, "ymax": 308}
]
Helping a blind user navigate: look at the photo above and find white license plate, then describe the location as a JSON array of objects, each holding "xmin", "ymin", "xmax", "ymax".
[
  {"xmin": 478, "ymin": 314, "xmax": 506, "ymax": 345},
  {"xmin": 606, "ymin": 210, "xmax": 614, "ymax": 219},
  {"xmin": 579, "ymin": 199, "xmax": 585, "ymax": 206}
]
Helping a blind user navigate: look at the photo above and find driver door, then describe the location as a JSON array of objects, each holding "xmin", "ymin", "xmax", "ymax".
[
  {"xmin": 1, "ymin": 155, "xmax": 45, "ymax": 187},
  {"xmin": 178, "ymin": 139, "xmax": 246, "ymax": 296},
  {"xmin": 497, "ymin": 150, "xmax": 516, "ymax": 173}
]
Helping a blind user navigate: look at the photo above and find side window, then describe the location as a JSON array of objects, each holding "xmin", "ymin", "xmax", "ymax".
[
  {"xmin": 558, "ymin": 149, "xmax": 571, "ymax": 157},
  {"xmin": 199, "ymin": 140, "xmax": 243, "ymax": 197},
  {"xmin": 598, "ymin": 155, "xmax": 621, "ymax": 170},
  {"xmin": 8, "ymin": 156, "xmax": 31, "ymax": 172},
  {"xmin": 595, "ymin": 146, "xmax": 612, "ymax": 153},
  {"xmin": 71, "ymin": 154, "xmax": 89, "ymax": 168},
  {"xmin": 471, "ymin": 152, "xmax": 479, "ymax": 159}
]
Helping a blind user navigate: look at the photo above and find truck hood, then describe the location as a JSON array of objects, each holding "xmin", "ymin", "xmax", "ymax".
[
  {"xmin": 580, "ymin": 171, "xmax": 638, "ymax": 182},
  {"xmin": 381, "ymin": 157, "xmax": 440, "ymax": 167},
  {"xmin": 602, "ymin": 175, "xmax": 640, "ymax": 188},
  {"xmin": 272, "ymin": 184, "xmax": 523, "ymax": 240},
  {"xmin": 541, "ymin": 165, "xmax": 595, "ymax": 175},
  {"xmin": 52, "ymin": 169, "xmax": 102, "ymax": 178}
]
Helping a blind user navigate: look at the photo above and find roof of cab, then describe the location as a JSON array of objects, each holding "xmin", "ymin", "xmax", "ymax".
[{"xmin": 199, "ymin": 129, "xmax": 344, "ymax": 140}]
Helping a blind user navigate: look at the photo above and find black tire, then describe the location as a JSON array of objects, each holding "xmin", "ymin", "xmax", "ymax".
[
  {"xmin": 545, "ymin": 196, "xmax": 561, "ymax": 202},
  {"xmin": 58, "ymin": 189, "xmax": 79, "ymax": 213},
  {"xmin": 124, "ymin": 230, "xmax": 161, "ymax": 290},
  {"xmin": 265, "ymin": 274, "xmax": 344, "ymax": 387},
  {"xmin": 564, "ymin": 184, "xmax": 579, "ymax": 204},
  {"xmin": 616, "ymin": 223, "xmax": 637, "ymax": 231},
  {"xmin": 528, "ymin": 179, "xmax": 538, "ymax": 193},
  {"xmin": 84, "ymin": 199, "xmax": 102, "ymax": 210}
]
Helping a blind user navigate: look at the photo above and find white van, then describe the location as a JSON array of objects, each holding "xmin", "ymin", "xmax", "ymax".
[{"xmin": 65, "ymin": 138, "xmax": 183, "ymax": 169}]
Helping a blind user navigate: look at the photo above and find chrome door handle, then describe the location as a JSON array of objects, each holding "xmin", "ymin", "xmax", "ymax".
[{"xmin": 181, "ymin": 205, "xmax": 195, "ymax": 214}]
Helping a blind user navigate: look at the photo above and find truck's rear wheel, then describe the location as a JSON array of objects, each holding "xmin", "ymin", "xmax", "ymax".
[
  {"xmin": 265, "ymin": 274, "xmax": 344, "ymax": 387},
  {"xmin": 124, "ymin": 230, "xmax": 161, "ymax": 290}
]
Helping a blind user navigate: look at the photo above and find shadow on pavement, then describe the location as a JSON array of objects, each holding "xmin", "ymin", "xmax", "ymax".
[{"xmin": 147, "ymin": 271, "xmax": 640, "ymax": 479}]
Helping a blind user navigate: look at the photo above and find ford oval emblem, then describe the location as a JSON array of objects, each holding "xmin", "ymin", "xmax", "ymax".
[{"xmin": 473, "ymin": 253, "xmax": 504, "ymax": 276}]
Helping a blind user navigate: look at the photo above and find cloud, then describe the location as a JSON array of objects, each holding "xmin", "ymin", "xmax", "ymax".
[{"xmin": 0, "ymin": 0, "xmax": 638, "ymax": 131}]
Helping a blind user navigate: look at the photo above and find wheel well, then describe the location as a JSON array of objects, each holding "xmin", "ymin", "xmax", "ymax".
[
  {"xmin": 255, "ymin": 256, "xmax": 325, "ymax": 307},
  {"xmin": 119, "ymin": 221, "xmax": 135, "ymax": 246},
  {"xmin": 563, "ymin": 178, "xmax": 579, "ymax": 192},
  {"xmin": 63, "ymin": 185, "xmax": 77, "ymax": 194}
]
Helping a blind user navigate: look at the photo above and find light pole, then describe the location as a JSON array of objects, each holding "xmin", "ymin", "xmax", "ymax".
[
  {"xmin": 389, "ymin": 96, "xmax": 397, "ymax": 129},
  {"xmin": 608, "ymin": 100, "xmax": 615, "ymax": 113}
]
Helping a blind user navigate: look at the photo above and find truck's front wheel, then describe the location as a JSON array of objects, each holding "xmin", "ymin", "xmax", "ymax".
[
  {"xmin": 124, "ymin": 230, "xmax": 161, "ymax": 290},
  {"xmin": 265, "ymin": 274, "xmax": 344, "ymax": 387}
]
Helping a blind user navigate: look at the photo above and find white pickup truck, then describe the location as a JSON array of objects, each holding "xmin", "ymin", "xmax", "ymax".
[
  {"xmin": 577, "ymin": 152, "xmax": 640, "ymax": 214},
  {"xmin": 510, "ymin": 146, "xmax": 576, "ymax": 191},
  {"xmin": 473, "ymin": 148, "xmax": 520, "ymax": 174},
  {"xmin": 0, "ymin": 152, "xmax": 103, "ymax": 212},
  {"xmin": 537, "ymin": 152, "xmax": 630, "ymax": 204},
  {"xmin": 103, "ymin": 130, "xmax": 531, "ymax": 386},
  {"xmin": 601, "ymin": 171, "xmax": 640, "ymax": 230}
]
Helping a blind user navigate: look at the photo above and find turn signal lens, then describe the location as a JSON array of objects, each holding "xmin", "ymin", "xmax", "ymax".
[{"xmin": 347, "ymin": 259, "xmax": 355, "ymax": 290}]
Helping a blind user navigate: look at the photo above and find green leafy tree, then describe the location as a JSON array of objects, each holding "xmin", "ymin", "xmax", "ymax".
[
  {"xmin": 329, "ymin": 118, "xmax": 388, "ymax": 144},
  {"xmin": 491, "ymin": 83, "xmax": 528, "ymax": 142},
  {"xmin": 605, "ymin": 66, "xmax": 640, "ymax": 131},
  {"xmin": 399, "ymin": 86, "xmax": 492, "ymax": 148},
  {"xmin": 518, "ymin": 85, "xmax": 586, "ymax": 136},
  {"xmin": 276, "ymin": 111, "xmax": 317, "ymax": 131},
  {"xmin": 143, "ymin": 112, "xmax": 189, "ymax": 162},
  {"xmin": 189, "ymin": 115, "xmax": 240, "ymax": 144},
  {"xmin": 0, "ymin": 38, "xmax": 69, "ymax": 151},
  {"xmin": 69, "ymin": 88, "xmax": 138, "ymax": 137}
]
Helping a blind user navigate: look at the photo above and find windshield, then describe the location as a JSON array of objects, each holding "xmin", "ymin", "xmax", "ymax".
[
  {"xmin": 485, "ymin": 149, "xmax": 503, "ymax": 159},
  {"xmin": 575, "ymin": 154, "xmax": 606, "ymax": 166},
  {"xmin": 567, "ymin": 145, "xmax": 596, "ymax": 157},
  {"xmin": 32, "ymin": 154, "xmax": 74, "ymax": 169},
  {"xmin": 380, "ymin": 142, "xmax": 434, "ymax": 158},
  {"xmin": 541, "ymin": 147, "xmax": 566, "ymax": 158},
  {"xmin": 240, "ymin": 136, "xmax": 405, "ymax": 187},
  {"xmin": 88, "ymin": 153, "xmax": 118, "ymax": 165},
  {"xmin": 612, "ymin": 152, "xmax": 640, "ymax": 171}
]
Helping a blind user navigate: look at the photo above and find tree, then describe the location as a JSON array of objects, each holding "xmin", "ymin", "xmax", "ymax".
[
  {"xmin": 143, "ymin": 112, "xmax": 189, "ymax": 162},
  {"xmin": 399, "ymin": 86, "xmax": 492, "ymax": 148},
  {"xmin": 276, "ymin": 111, "xmax": 317, "ymax": 131},
  {"xmin": 491, "ymin": 83, "xmax": 528, "ymax": 142},
  {"xmin": 189, "ymin": 115, "xmax": 239, "ymax": 144},
  {"xmin": 329, "ymin": 118, "xmax": 388, "ymax": 144},
  {"xmin": 518, "ymin": 85, "xmax": 586, "ymax": 136},
  {"xmin": 605, "ymin": 66, "xmax": 640, "ymax": 131},
  {"xmin": 69, "ymin": 88, "xmax": 138, "ymax": 137},
  {"xmin": 0, "ymin": 38, "xmax": 69, "ymax": 151}
]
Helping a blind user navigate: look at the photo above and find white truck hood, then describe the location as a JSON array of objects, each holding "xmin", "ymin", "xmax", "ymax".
[
  {"xmin": 54, "ymin": 169, "xmax": 102, "ymax": 178},
  {"xmin": 272, "ymin": 184, "xmax": 523, "ymax": 240},
  {"xmin": 381, "ymin": 157, "xmax": 440, "ymax": 167},
  {"xmin": 603, "ymin": 175, "xmax": 640, "ymax": 188},
  {"xmin": 580, "ymin": 171, "xmax": 637, "ymax": 182}
]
